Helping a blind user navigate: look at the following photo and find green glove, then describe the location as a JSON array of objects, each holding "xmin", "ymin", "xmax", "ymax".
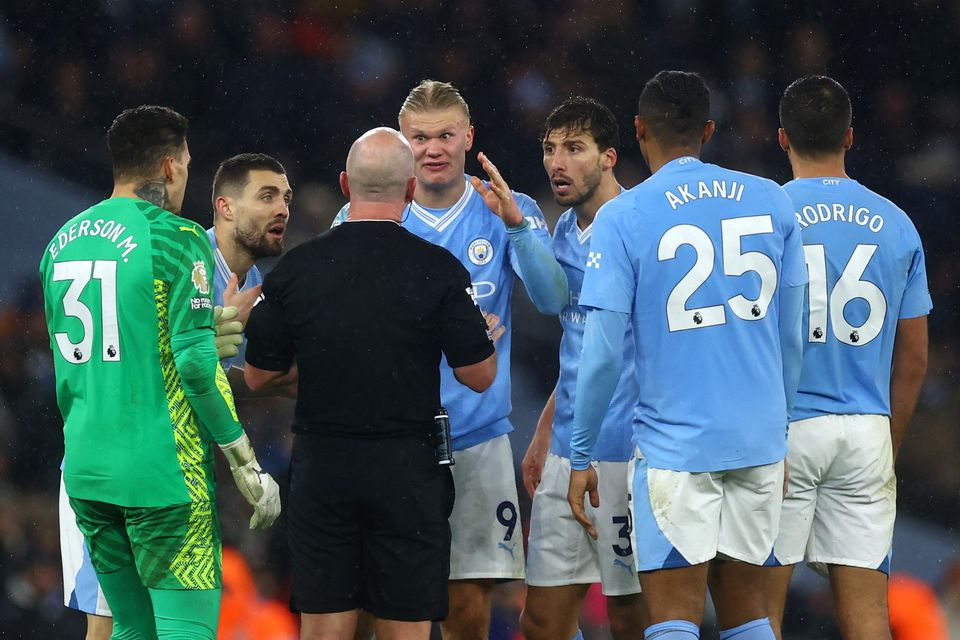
[{"xmin": 214, "ymin": 305, "xmax": 244, "ymax": 360}]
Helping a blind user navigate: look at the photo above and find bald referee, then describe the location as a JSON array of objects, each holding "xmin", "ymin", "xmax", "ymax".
[{"xmin": 244, "ymin": 127, "xmax": 497, "ymax": 640}]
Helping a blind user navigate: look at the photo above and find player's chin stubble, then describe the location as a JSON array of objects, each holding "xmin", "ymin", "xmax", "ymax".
[{"xmin": 235, "ymin": 226, "xmax": 282, "ymax": 259}]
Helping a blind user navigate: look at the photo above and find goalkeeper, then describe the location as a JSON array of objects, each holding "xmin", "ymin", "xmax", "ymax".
[{"xmin": 40, "ymin": 105, "xmax": 280, "ymax": 640}]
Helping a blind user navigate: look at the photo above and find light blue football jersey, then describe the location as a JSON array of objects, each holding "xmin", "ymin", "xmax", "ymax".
[
  {"xmin": 784, "ymin": 178, "xmax": 932, "ymax": 421},
  {"xmin": 580, "ymin": 157, "xmax": 807, "ymax": 473},
  {"xmin": 551, "ymin": 208, "xmax": 637, "ymax": 462},
  {"xmin": 333, "ymin": 176, "xmax": 553, "ymax": 450},
  {"xmin": 206, "ymin": 227, "xmax": 262, "ymax": 370}
]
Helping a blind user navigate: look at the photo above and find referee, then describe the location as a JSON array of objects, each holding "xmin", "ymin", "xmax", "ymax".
[{"xmin": 243, "ymin": 127, "xmax": 497, "ymax": 640}]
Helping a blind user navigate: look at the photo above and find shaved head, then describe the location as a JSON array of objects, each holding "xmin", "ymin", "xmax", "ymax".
[{"xmin": 345, "ymin": 128, "xmax": 415, "ymax": 203}]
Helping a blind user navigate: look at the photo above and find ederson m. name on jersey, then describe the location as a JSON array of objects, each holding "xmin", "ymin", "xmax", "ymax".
[
  {"xmin": 333, "ymin": 175, "xmax": 554, "ymax": 450},
  {"xmin": 552, "ymin": 208, "xmax": 636, "ymax": 462},
  {"xmin": 577, "ymin": 157, "xmax": 807, "ymax": 473},
  {"xmin": 783, "ymin": 177, "xmax": 932, "ymax": 421},
  {"xmin": 40, "ymin": 198, "xmax": 229, "ymax": 510}
]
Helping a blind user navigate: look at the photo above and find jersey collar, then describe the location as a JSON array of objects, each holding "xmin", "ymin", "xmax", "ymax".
[
  {"xmin": 409, "ymin": 176, "xmax": 475, "ymax": 232},
  {"xmin": 572, "ymin": 186, "xmax": 625, "ymax": 245},
  {"xmin": 660, "ymin": 156, "xmax": 703, "ymax": 172},
  {"xmin": 206, "ymin": 227, "xmax": 234, "ymax": 291}
]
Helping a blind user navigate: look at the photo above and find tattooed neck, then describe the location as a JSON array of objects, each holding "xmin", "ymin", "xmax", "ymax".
[{"xmin": 134, "ymin": 181, "xmax": 170, "ymax": 210}]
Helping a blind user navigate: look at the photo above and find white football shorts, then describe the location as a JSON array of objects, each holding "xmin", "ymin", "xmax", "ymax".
[
  {"xmin": 631, "ymin": 456, "xmax": 784, "ymax": 571},
  {"xmin": 527, "ymin": 454, "xmax": 641, "ymax": 596},
  {"xmin": 448, "ymin": 434, "xmax": 525, "ymax": 580},
  {"xmin": 773, "ymin": 414, "xmax": 895, "ymax": 574},
  {"xmin": 60, "ymin": 474, "xmax": 111, "ymax": 616}
]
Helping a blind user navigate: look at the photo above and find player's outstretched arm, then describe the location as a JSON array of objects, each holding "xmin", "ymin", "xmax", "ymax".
[
  {"xmin": 171, "ymin": 329, "xmax": 281, "ymax": 529},
  {"xmin": 471, "ymin": 152, "xmax": 568, "ymax": 315},
  {"xmin": 569, "ymin": 309, "xmax": 627, "ymax": 470},
  {"xmin": 890, "ymin": 316, "xmax": 928, "ymax": 461},
  {"xmin": 567, "ymin": 309, "xmax": 627, "ymax": 539},
  {"xmin": 522, "ymin": 385, "xmax": 556, "ymax": 499}
]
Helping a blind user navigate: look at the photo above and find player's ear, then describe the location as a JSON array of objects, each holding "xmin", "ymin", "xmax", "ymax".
[
  {"xmin": 633, "ymin": 115, "xmax": 646, "ymax": 144},
  {"xmin": 701, "ymin": 120, "xmax": 716, "ymax": 146},
  {"xmin": 339, "ymin": 171, "xmax": 351, "ymax": 199},
  {"xmin": 602, "ymin": 146, "xmax": 618, "ymax": 170},
  {"xmin": 214, "ymin": 195, "xmax": 234, "ymax": 222},
  {"xmin": 844, "ymin": 127, "xmax": 853, "ymax": 151},
  {"xmin": 778, "ymin": 128, "xmax": 790, "ymax": 152},
  {"xmin": 465, "ymin": 125, "xmax": 475, "ymax": 152},
  {"xmin": 162, "ymin": 156, "xmax": 175, "ymax": 183}
]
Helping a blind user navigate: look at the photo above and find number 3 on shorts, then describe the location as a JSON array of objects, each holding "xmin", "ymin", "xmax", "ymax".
[
  {"xmin": 496, "ymin": 501, "xmax": 517, "ymax": 541},
  {"xmin": 612, "ymin": 511, "xmax": 633, "ymax": 557}
]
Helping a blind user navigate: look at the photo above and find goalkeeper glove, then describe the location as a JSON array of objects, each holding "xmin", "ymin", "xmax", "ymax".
[
  {"xmin": 214, "ymin": 305, "xmax": 244, "ymax": 360},
  {"xmin": 219, "ymin": 433, "xmax": 281, "ymax": 529}
]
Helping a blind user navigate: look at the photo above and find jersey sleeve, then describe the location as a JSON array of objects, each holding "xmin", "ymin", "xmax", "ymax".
[
  {"xmin": 578, "ymin": 201, "xmax": 635, "ymax": 313},
  {"xmin": 244, "ymin": 259, "xmax": 296, "ymax": 372},
  {"xmin": 439, "ymin": 255, "xmax": 496, "ymax": 368},
  {"xmin": 899, "ymin": 225, "xmax": 933, "ymax": 319},
  {"xmin": 772, "ymin": 184, "xmax": 808, "ymax": 288},
  {"xmin": 166, "ymin": 222, "xmax": 216, "ymax": 338},
  {"xmin": 506, "ymin": 192, "xmax": 568, "ymax": 314},
  {"xmin": 506, "ymin": 191, "xmax": 553, "ymax": 273}
]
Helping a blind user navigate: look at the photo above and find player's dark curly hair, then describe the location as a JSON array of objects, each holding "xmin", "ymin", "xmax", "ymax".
[
  {"xmin": 542, "ymin": 97, "xmax": 620, "ymax": 152},
  {"xmin": 107, "ymin": 105, "xmax": 188, "ymax": 181},
  {"xmin": 212, "ymin": 153, "xmax": 287, "ymax": 207},
  {"xmin": 779, "ymin": 76, "xmax": 852, "ymax": 158},
  {"xmin": 638, "ymin": 70, "xmax": 710, "ymax": 148}
]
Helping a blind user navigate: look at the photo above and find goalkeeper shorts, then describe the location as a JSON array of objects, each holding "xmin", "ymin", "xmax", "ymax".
[{"xmin": 69, "ymin": 497, "xmax": 222, "ymax": 590}]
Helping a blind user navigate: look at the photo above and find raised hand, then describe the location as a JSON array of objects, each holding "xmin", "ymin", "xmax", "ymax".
[{"xmin": 470, "ymin": 152, "xmax": 524, "ymax": 227}]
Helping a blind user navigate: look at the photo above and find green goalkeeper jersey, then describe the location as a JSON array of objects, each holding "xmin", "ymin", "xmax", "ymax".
[{"xmin": 40, "ymin": 197, "xmax": 240, "ymax": 507}]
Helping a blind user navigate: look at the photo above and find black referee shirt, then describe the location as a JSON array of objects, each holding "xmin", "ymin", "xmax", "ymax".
[{"xmin": 245, "ymin": 220, "xmax": 494, "ymax": 438}]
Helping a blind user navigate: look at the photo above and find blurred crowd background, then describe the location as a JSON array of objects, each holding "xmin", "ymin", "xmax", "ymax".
[{"xmin": 1, "ymin": 1, "xmax": 958, "ymax": 638}]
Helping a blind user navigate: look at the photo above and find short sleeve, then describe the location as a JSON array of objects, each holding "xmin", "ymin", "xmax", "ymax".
[
  {"xmin": 899, "ymin": 231, "xmax": 933, "ymax": 319},
  {"xmin": 167, "ymin": 222, "xmax": 216, "ymax": 338},
  {"xmin": 578, "ymin": 202, "xmax": 635, "ymax": 313},
  {"xmin": 244, "ymin": 261, "xmax": 296, "ymax": 372},
  {"xmin": 439, "ymin": 256, "xmax": 495, "ymax": 368}
]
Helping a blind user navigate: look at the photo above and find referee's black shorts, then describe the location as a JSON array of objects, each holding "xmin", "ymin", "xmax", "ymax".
[{"xmin": 288, "ymin": 430, "xmax": 455, "ymax": 621}]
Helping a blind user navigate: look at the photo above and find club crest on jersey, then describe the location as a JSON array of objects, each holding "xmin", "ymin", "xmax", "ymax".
[
  {"xmin": 468, "ymin": 238, "xmax": 494, "ymax": 266},
  {"xmin": 191, "ymin": 260, "xmax": 210, "ymax": 295}
]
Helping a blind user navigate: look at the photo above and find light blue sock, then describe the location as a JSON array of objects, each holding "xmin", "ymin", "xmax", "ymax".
[
  {"xmin": 719, "ymin": 617, "xmax": 775, "ymax": 640},
  {"xmin": 571, "ymin": 631, "xmax": 584, "ymax": 640},
  {"xmin": 645, "ymin": 619, "xmax": 699, "ymax": 639}
]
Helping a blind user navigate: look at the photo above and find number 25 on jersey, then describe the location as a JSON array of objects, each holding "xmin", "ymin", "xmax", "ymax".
[{"xmin": 659, "ymin": 215, "xmax": 778, "ymax": 332}]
